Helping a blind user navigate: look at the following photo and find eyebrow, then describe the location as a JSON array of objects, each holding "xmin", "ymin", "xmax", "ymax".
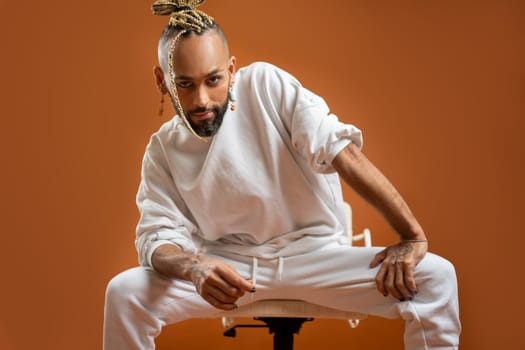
[{"xmin": 175, "ymin": 68, "xmax": 224, "ymax": 81}]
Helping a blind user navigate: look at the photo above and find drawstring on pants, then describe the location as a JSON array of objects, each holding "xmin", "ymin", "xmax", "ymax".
[
  {"xmin": 250, "ymin": 256, "xmax": 285, "ymax": 300},
  {"xmin": 277, "ymin": 257, "xmax": 284, "ymax": 281},
  {"xmin": 251, "ymin": 257, "xmax": 258, "ymax": 286},
  {"xmin": 251, "ymin": 257, "xmax": 258, "ymax": 301}
]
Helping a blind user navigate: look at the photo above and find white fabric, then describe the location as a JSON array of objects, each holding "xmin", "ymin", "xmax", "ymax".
[
  {"xmin": 105, "ymin": 62, "xmax": 461, "ymax": 349},
  {"xmin": 104, "ymin": 246, "xmax": 461, "ymax": 350},
  {"xmin": 135, "ymin": 62, "xmax": 363, "ymax": 267}
]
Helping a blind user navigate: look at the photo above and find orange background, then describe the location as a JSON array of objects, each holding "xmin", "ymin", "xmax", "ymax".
[{"xmin": 1, "ymin": 1, "xmax": 523, "ymax": 349}]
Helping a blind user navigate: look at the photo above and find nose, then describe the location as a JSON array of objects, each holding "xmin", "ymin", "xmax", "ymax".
[{"xmin": 193, "ymin": 84, "xmax": 209, "ymax": 108}]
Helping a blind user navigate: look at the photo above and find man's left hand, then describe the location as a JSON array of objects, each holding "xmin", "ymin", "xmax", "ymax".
[{"xmin": 369, "ymin": 241, "xmax": 428, "ymax": 301}]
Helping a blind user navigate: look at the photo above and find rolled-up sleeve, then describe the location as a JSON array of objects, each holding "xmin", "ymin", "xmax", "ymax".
[
  {"xmin": 135, "ymin": 134, "xmax": 197, "ymax": 268},
  {"xmin": 258, "ymin": 63, "xmax": 363, "ymax": 174},
  {"xmin": 290, "ymin": 87, "xmax": 363, "ymax": 173}
]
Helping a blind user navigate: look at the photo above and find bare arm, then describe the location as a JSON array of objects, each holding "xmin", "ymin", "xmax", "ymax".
[
  {"xmin": 332, "ymin": 143, "xmax": 428, "ymax": 300},
  {"xmin": 332, "ymin": 143, "xmax": 425, "ymax": 240},
  {"xmin": 152, "ymin": 244, "xmax": 255, "ymax": 310}
]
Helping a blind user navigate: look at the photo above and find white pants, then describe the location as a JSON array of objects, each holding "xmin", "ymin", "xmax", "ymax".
[{"xmin": 103, "ymin": 245, "xmax": 460, "ymax": 350}]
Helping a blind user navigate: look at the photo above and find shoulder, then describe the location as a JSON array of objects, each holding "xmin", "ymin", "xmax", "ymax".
[
  {"xmin": 237, "ymin": 61, "xmax": 300, "ymax": 85},
  {"xmin": 147, "ymin": 116, "xmax": 189, "ymax": 150},
  {"xmin": 151, "ymin": 117, "xmax": 178, "ymax": 141}
]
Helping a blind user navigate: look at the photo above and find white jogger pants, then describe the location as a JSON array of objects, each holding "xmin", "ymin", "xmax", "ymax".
[{"xmin": 103, "ymin": 245, "xmax": 461, "ymax": 350}]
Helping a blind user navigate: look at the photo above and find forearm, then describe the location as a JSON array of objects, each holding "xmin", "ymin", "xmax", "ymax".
[
  {"xmin": 151, "ymin": 243, "xmax": 200, "ymax": 281},
  {"xmin": 333, "ymin": 143, "xmax": 426, "ymax": 240},
  {"xmin": 151, "ymin": 243, "xmax": 255, "ymax": 310}
]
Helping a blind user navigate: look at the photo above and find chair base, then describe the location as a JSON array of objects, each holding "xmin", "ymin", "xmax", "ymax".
[{"xmin": 224, "ymin": 317, "xmax": 313, "ymax": 350}]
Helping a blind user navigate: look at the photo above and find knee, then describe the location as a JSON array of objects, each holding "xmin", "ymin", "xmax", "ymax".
[
  {"xmin": 416, "ymin": 253, "xmax": 458, "ymax": 293},
  {"xmin": 105, "ymin": 267, "xmax": 149, "ymax": 306},
  {"xmin": 424, "ymin": 253, "xmax": 456, "ymax": 277}
]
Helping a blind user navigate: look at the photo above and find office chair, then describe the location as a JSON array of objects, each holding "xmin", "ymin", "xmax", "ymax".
[{"xmin": 215, "ymin": 202, "xmax": 372, "ymax": 350}]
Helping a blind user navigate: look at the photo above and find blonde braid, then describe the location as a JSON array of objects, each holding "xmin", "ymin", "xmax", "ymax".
[{"xmin": 152, "ymin": 0, "xmax": 215, "ymax": 141}]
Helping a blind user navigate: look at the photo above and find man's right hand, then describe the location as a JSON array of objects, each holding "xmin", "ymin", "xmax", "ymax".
[
  {"xmin": 151, "ymin": 244, "xmax": 254, "ymax": 310},
  {"xmin": 189, "ymin": 255, "xmax": 255, "ymax": 310}
]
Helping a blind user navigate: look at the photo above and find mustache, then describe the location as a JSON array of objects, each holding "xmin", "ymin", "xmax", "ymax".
[{"xmin": 189, "ymin": 106, "xmax": 215, "ymax": 116}]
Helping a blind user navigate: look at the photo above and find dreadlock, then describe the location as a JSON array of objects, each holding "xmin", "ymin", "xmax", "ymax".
[{"xmin": 152, "ymin": 0, "xmax": 226, "ymax": 141}]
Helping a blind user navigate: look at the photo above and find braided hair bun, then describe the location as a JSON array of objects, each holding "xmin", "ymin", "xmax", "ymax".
[
  {"xmin": 151, "ymin": 0, "xmax": 218, "ymax": 141},
  {"xmin": 152, "ymin": 0, "xmax": 206, "ymax": 16}
]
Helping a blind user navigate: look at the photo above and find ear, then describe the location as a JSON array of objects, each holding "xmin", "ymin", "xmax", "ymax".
[
  {"xmin": 153, "ymin": 66, "xmax": 168, "ymax": 94},
  {"xmin": 228, "ymin": 56, "xmax": 237, "ymax": 84}
]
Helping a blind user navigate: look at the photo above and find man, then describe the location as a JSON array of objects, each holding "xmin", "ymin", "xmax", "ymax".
[{"xmin": 103, "ymin": 1, "xmax": 461, "ymax": 349}]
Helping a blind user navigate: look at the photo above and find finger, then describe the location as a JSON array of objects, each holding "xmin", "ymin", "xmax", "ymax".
[
  {"xmin": 203, "ymin": 291, "xmax": 238, "ymax": 311},
  {"xmin": 202, "ymin": 284, "xmax": 239, "ymax": 304},
  {"xmin": 205, "ymin": 271, "xmax": 246, "ymax": 298},
  {"xmin": 403, "ymin": 262, "xmax": 418, "ymax": 295},
  {"xmin": 374, "ymin": 262, "xmax": 388, "ymax": 296},
  {"xmin": 395, "ymin": 262, "xmax": 412, "ymax": 300},
  {"xmin": 385, "ymin": 261, "xmax": 402, "ymax": 300},
  {"xmin": 369, "ymin": 250, "xmax": 387, "ymax": 268},
  {"xmin": 219, "ymin": 265, "xmax": 256, "ymax": 293}
]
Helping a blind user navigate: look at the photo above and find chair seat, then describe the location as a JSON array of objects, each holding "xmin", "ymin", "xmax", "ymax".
[{"xmin": 217, "ymin": 299, "xmax": 367, "ymax": 328}]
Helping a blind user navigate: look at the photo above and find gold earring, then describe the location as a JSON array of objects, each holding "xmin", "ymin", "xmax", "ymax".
[
  {"xmin": 158, "ymin": 94, "xmax": 165, "ymax": 116},
  {"xmin": 228, "ymin": 86, "xmax": 236, "ymax": 111}
]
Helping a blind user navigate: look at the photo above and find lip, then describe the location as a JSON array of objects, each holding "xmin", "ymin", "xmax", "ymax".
[{"xmin": 191, "ymin": 111, "xmax": 214, "ymax": 121}]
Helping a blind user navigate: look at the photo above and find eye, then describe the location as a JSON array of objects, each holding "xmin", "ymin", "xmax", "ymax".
[
  {"xmin": 176, "ymin": 81, "xmax": 193, "ymax": 89},
  {"xmin": 207, "ymin": 75, "xmax": 223, "ymax": 86}
]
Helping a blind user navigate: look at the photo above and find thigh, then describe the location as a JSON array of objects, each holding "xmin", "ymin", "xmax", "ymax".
[
  {"xmin": 284, "ymin": 246, "xmax": 397, "ymax": 316},
  {"xmin": 106, "ymin": 266, "xmax": 218, "ymax": 324},
  {"xmin": 284, "ymin": 245, "xmax": 384, "ymax": 287},
  {"xmin": 274, "ymin": 245, "xmax": 454, "ymax": 318},
  {"xmin": 283, "ymin": 245, "xmax": 450, "ymax": 289}
]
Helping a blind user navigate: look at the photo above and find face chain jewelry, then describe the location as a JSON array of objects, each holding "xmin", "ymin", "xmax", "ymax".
[
  {"xmin": 167, "ymin": 33, "xmax": 205, "ymax": 140},
  {"xmin": 152, "ymin": 0, "xmax": 215, "ymax": 141}
]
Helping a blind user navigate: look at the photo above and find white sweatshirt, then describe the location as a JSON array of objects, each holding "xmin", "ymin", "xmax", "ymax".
[{"xmin": 135, "ymin": 62, "xmax": 363, "ymax": 267}]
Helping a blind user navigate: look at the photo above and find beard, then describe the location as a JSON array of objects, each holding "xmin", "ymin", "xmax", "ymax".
[{"xmin": 186, "ymin": 98, "xmax": 229, "ymax": 137}]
